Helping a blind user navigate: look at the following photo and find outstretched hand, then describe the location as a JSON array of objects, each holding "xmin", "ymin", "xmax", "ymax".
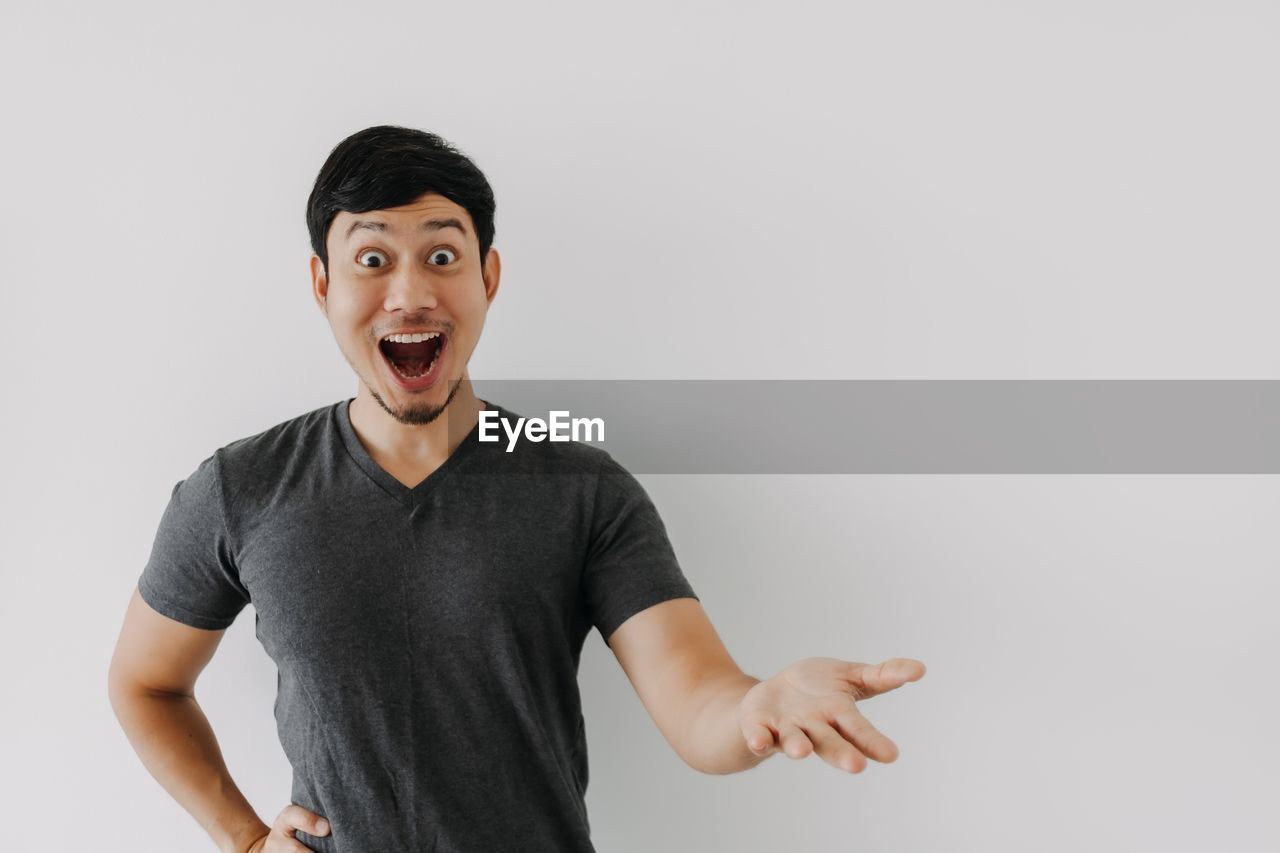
[{"xmin": 736, "ymin": 656, "xmax": 926, "ymax": 773}]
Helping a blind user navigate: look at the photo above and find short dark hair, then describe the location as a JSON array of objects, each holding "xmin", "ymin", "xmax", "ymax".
[{"xmin": 306, "ymin": 125, "xmax": 497, "ymax": 275}]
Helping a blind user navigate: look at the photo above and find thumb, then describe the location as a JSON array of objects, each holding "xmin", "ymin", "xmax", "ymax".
[
  {"xmin": 848, "ymin": 658, "xmax": 927, "ymax": 697},
  {"xmin": 278, "ymin": 803, "xmax": 331, "ymax": 837}
]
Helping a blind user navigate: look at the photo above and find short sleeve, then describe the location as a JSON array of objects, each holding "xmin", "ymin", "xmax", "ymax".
[
  {"xmin": 136, "ymin": 450, "xmax": 250, "ymax": 631},
  {"xmin": 584, "ymin": 454, "xmax": 698, "ymax": 647}
]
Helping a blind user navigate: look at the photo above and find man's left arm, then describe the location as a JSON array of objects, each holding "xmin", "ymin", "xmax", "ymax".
[{"xmin": 607, "ymin": 598, "xmax": 926, "ymax": 776}]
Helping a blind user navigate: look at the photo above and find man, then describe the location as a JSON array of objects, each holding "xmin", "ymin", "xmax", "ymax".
[{"xmin": 107, "ymin": 125, "xmax": 926, "ymax": 853}]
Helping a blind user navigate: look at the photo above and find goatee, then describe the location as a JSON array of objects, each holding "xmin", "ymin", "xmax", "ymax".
[{"xmin": 369, "ymin": 379, "xmax": 463, "ymax": 426}]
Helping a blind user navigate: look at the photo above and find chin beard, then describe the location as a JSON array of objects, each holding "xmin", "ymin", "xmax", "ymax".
[{"xmin": 369, "ymin": 378, "xmax": 463, "ymax": 426}]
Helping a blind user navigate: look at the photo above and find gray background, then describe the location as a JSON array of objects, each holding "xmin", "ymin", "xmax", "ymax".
[{"xmin": 1, "ymin": 1, "xmax": 1277, "ymax": 850}]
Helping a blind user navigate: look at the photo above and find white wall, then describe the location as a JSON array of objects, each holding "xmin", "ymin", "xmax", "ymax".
[{"xmin": 1, "ymin": 1, "xmax": 1276, "ymax": 850}]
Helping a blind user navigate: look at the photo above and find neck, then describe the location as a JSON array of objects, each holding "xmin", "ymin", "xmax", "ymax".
[{"xmin": 348, "ymin": 372, "xmax": 485, "ymax": 467}]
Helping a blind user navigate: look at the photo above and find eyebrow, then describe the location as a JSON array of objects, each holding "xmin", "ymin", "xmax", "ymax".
[{"xmin": 343, "ymin": 217, "xmax": 468, "ymax": 240}]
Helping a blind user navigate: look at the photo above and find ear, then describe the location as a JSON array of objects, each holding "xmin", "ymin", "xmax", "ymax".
[
  {"xmin": 482, "ymin": 247, "xmax": 502, "ymax": 306},
  {"xmin": 309, "ymin": 255, "xmax": 328, "ymax": 315}
]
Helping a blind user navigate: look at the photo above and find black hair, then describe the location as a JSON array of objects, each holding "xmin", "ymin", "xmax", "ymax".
[{"xmin": 305, "ymin": 125, "xmax": 497, "ymax": 275}]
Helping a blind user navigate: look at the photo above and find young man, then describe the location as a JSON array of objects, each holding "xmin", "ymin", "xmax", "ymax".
[{"xmin": 107, "ymin": 125, "xmax": 925, "ymax": 853}]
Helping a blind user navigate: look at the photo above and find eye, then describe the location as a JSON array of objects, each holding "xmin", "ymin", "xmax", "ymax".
[
  {"xmin": 427, "ymin": 246, "xmax": 458, "ymax": 266},
  {"xmin": 356, "ymin": 248, "xmax": 389, "ymax": 268}
]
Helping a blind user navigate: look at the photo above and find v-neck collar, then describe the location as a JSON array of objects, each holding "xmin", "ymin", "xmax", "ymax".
[{"xmin": 334, "ymin": 396, "xmax": 500, "ymax": 503}]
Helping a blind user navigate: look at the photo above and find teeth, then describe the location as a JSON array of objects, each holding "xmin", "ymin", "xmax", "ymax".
[
  {"xmin": 389, "ymin": 348, "xmax": 441, "ymax": 380},
  {"xmin": 382, "ymin": 332, "xmax": 441, "ymax": 344}
]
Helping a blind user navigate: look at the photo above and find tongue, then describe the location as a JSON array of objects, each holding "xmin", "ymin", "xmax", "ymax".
[{"xmin": 384, "ymin": 338, "xmax": 440, "ymax": 374}]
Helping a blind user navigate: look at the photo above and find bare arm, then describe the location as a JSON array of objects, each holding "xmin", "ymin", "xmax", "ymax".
[
  {"xmin": 607, "ymin": 597, "xmax": 768, "ymax": 775},
  {"xmin": 107, "ymin": 587, "xmax": 270, "ymax": 853},
  {"xmin": 610, "ymin": 598, "xmax": 926, "ymax": 778}
]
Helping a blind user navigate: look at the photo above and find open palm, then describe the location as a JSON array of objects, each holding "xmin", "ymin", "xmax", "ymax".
[{"xmin": 737, "ymin": 656, "xmax": 926, "ymax": 773}]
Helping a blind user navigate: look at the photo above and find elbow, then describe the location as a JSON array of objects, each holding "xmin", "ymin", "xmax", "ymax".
[
  {"xmin": 106, "ymin": 640, "xmax": 138, "ymax": 710},
  {"xmin": 106, "ymin": 657, "xmax": 123, "ymax": 706},
  {"xmin": 106, "ymin": 661, "xmax": 135, "ymax": 719},
  {"xmin": 105, "ymin": 660, "xmax": 157, "ymax": 718}
]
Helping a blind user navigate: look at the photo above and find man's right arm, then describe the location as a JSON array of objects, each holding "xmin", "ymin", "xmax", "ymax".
[{"xmin": 107, "ymin": 587, "xmax": 271, "ymax": 853}]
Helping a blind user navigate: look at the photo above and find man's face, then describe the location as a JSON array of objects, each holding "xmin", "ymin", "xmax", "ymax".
[{"xmin": 311, "ymin": 192, "xmax": 500, "ymax": 426}]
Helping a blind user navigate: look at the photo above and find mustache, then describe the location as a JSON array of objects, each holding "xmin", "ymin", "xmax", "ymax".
[{"xmin": 374, "ymin": 319, "xmax": 453, "ymax": 337}]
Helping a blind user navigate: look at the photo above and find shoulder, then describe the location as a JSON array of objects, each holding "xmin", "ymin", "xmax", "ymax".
[{"xmin": 210, "ymin": 400, "xmax": 340, "ymax": 499}]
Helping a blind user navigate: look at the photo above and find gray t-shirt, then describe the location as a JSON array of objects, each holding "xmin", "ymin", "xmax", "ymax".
[{"xmin": 137, "ymin": 397, "xmax": 699, "ymax": 852}]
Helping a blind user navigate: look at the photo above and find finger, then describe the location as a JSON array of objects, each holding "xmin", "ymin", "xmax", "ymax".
[
  {"xmin": 801, "ymin": 719, "xmax": 867, "ymax": 774},
  {"xmin": 776, "ymin": 721, "xmax": 814, "ymax": 759},
  {"xmin": 846, "ymin": 658, "xmax": 927, "ymax": 698},
  {"xmin": 832, "ymin": 705, "xmax": 900, "ymax": 763},
  {"xmin": 274, "ymin": 824, "xmax": 327, "ymax": 853},
  {"xmin": 264, "ymin": 827, "xmax": 315, "ymax": 853},
  {"xmin": 742, "ymin": 722, "xmax": 776, "ymax": 755},
  {"xmin": 276, "ymin": 804, "xmax": 331, "ymax": 838}
]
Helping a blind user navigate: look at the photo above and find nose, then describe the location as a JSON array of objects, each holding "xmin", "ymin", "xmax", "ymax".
[{"xmin": 382, "ymin": 262, "xmax": 441, "ymax": 313}]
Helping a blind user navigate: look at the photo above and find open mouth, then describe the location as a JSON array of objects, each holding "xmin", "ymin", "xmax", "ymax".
[{"xmin": 378, "ymin": 331, "xmax": 445, "ymax": 382}]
